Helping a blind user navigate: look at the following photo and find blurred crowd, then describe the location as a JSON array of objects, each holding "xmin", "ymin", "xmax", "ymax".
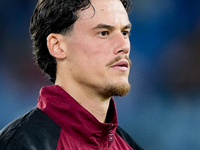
[{"xmin": 0, "ymin": 0, "xmax": 200, "ymax": 150}]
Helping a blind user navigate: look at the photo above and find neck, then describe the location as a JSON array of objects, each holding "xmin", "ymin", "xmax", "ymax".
[{"xmin": 55, "ymin": 80, "xmax": 111, "ymax": 123}]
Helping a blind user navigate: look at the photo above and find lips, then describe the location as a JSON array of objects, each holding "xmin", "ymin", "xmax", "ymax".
[{"xmin": 110, "ymin": 60, "xmax": 129, "ymax": 70}]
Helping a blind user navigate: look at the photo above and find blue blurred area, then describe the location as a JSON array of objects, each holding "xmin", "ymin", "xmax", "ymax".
[{"xmin": 1, "ymin": 0, "xmax": 200, "ymax": 150}]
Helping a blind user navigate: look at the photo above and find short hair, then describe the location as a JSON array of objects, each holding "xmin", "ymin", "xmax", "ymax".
[{"xmin": 30, "ymin": 0, "xmax": 132, "ymax": 83}]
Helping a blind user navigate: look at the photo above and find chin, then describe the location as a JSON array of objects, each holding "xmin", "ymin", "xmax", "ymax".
[{"xmin": 104, "ymin": 82, "xmax": 131, "ymax": 97}]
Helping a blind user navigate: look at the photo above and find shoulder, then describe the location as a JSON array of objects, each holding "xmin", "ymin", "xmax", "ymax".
[
  {"xmin": 116, "ymin": 126, "xmax": 144, "ymax": 150},
  {"xmin": 0, "ymin": 107, "xmax": 61, "ymax": 150}
]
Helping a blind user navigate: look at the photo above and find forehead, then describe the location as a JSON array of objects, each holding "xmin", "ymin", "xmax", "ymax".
[{"xmin": 76, "ymin": 0, "xmax": 130, "ymax": 26}]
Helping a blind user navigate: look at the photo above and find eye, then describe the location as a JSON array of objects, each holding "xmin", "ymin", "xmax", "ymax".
[
  {"xmin": 98, "ymin": 31, "xmax": 109, "ymax": 37},
  {"xmin": 121, "ymin": 31, "xmax": 130, "ymax": 38}
]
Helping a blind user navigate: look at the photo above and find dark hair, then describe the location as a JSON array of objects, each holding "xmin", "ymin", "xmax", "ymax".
[{"xmin": 30, "ymin": 0, "xmax": 132, "ymax": 83}]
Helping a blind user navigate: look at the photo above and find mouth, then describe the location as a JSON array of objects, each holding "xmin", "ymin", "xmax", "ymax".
[{"xmin": 110, "ymin": 60, "xmax": 129, "ymax": 71}]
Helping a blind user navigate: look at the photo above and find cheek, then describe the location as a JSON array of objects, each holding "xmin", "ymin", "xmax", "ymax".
[
  {"xmin": 69, "ymin": 34, "xmax": 113, "ymax": 66},
  {"xmin": 76, "ymin": 42, "xmax": 109, "ymax": 60}
]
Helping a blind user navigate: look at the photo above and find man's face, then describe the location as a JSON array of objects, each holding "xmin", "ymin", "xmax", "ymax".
[{"xmin": 62, "ymin": 0, "xmax": 131, "ymax": 98}]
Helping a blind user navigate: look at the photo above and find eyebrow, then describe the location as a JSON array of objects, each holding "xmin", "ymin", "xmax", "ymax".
[
  {"xmin": 123, "ymin": 23, "xmax": 132, "ymax": 30},
  {"xmin": 92, "ymin": 23, "xmax": 132, "ymax": 31},
  {"xmin": 92, "ymin": 24, "xmax": 115, "ymax": 30}
]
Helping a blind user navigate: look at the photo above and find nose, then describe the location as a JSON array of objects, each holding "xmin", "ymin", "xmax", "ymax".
[{"xmin": 114, "ymin": 32, "xmax": 130, "ymax": 55}]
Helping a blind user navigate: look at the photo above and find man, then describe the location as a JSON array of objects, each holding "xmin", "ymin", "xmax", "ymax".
[{"xmin": 0, "ymin": 0, "xmax": 143, "ymax": 149}]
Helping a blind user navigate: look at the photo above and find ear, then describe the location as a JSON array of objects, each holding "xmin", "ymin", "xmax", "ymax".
[{"xmin": 47, "ymin": 33, "xmax": 67, "ymax": 59}]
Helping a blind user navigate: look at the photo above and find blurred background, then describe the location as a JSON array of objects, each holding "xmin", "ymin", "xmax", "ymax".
[{"xmin": 0, "ymin": 0, "xmax": 200, "ymax": 149}]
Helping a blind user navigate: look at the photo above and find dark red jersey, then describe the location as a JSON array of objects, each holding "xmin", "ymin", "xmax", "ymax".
[{"xmin": 0, "ymin": 85, "xmax": 143, "ymax": 150}]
